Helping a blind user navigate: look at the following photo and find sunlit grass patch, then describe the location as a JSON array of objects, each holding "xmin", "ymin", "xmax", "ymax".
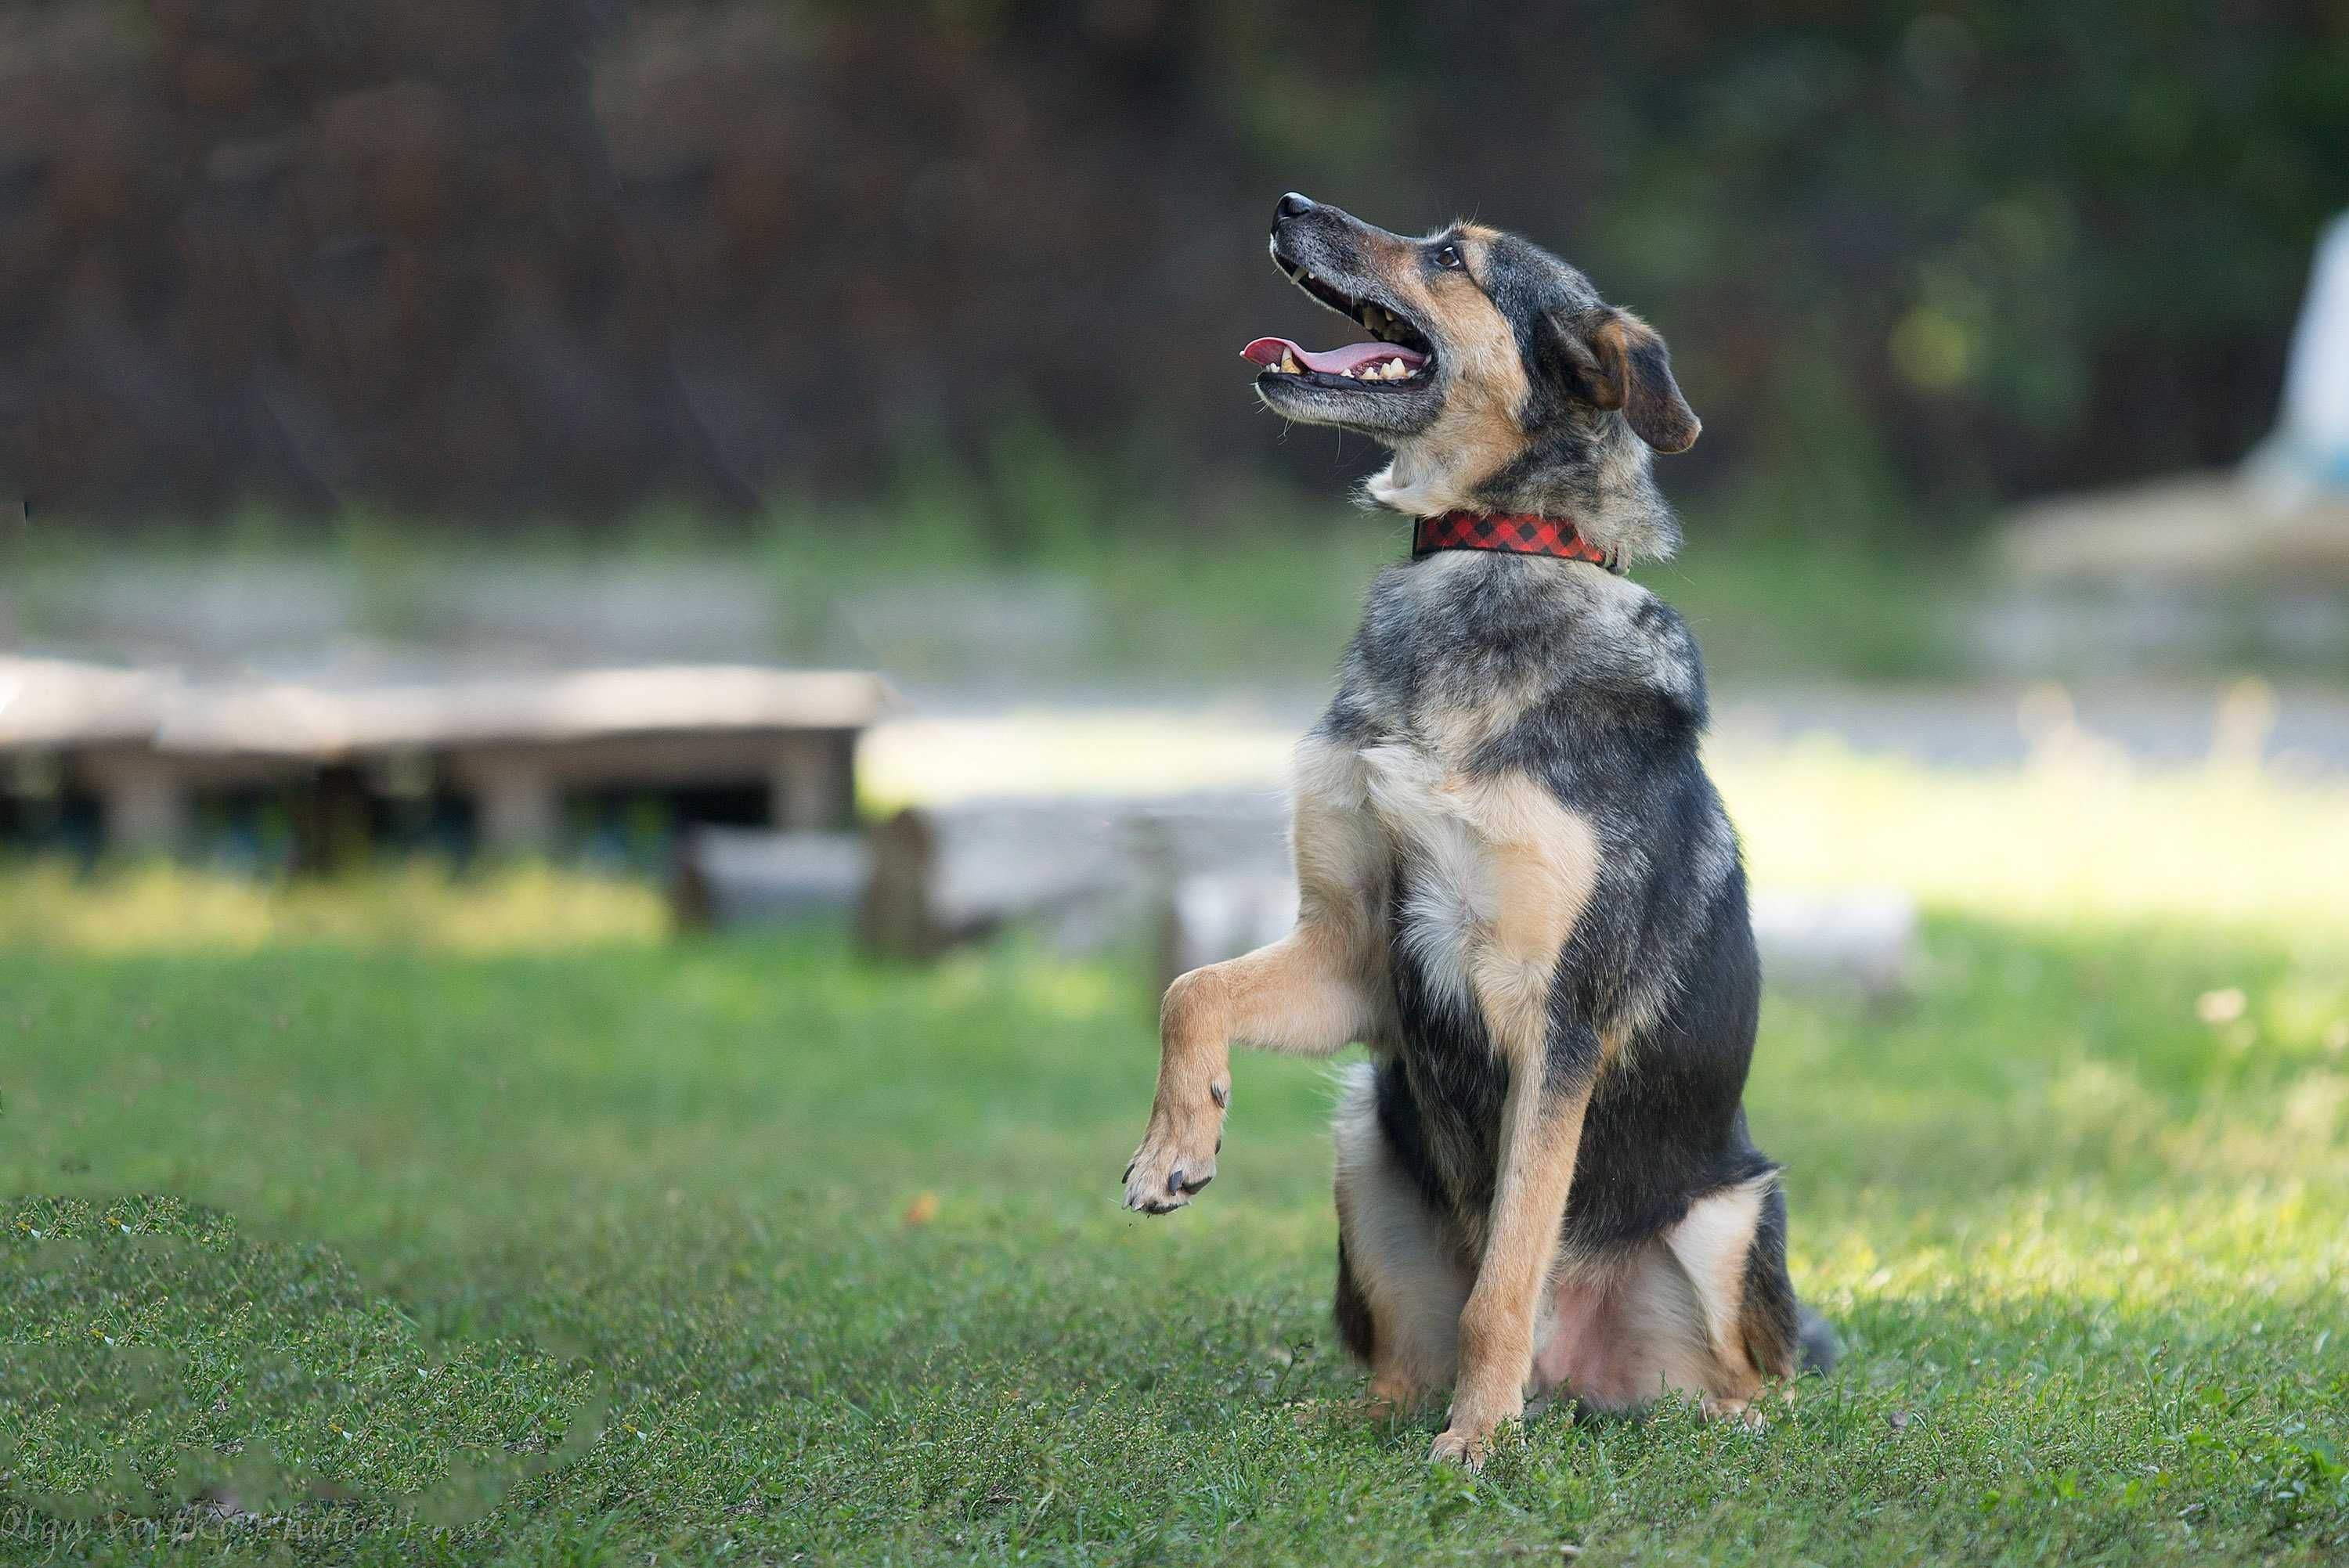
[
  {"xmin": 1716, "ymin": 736, "xmax": 2349, "ymax": 934},
  {"xmin": 0, "ymin": 861, "xmax": 668, "ymax": 954}
]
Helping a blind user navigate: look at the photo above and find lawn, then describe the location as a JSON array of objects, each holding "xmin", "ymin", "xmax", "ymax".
[{"xmin": 3, "ymin": 754, "xmax": 2347, "ymax": 1564}]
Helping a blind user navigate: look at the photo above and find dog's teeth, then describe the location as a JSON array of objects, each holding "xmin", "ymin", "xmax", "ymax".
[{"xmin": 1280, "ymin": 350, "xmax": 1301, "ymax": 374}]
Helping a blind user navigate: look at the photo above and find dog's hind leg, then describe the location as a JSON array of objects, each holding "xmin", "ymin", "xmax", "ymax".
[
  {"xmin": 1662, "ymin": 1173, "xmax": 1805, "ymax": 1420},
  {"xmin": 1524, "ymin": 1177, "xmax": 1828, "ymax": 1421},
  {"xmin": 1332, "ymin": 1063, "xmax": 1471, "ymax": 1411}
]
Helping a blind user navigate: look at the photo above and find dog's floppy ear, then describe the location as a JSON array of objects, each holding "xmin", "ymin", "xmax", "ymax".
[{"xmin": 1542, "ymin": 308, "xmax": 1701, "ymax": 454}]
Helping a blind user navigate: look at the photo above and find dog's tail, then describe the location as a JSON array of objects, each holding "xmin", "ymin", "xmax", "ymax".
[{"xmin": 1796, "ymin": 1305, "xmax": 1841, "ymax": 1375}]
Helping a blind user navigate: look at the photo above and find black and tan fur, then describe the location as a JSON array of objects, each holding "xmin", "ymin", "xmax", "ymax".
[{"xmin": 1122, "ymin": 194, "xmax": 1834, "ymax": 1468}]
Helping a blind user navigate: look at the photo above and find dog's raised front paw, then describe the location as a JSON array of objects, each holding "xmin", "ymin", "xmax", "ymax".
[{"xmin": 1121, "ymin": 1098, "xmax": 1223, "ymax": 1214}]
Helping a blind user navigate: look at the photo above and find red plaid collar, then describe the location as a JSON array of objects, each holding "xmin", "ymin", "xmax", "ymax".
[{"xmin": 1413, "ymin": 510, "xmax": 1622, "ymax": 571}]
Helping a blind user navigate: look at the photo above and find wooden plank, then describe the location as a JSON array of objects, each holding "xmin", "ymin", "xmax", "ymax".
[
  {"xmin": 853, "ymin": 793, "xmax": 1287, "ymax": 961},
  {"xmin": 672, "ymin": 828, "xmax": 868, "ymax": 930}
]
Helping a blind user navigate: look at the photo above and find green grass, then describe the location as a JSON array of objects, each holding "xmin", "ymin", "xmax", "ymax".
[{"xmin": 2, "ymin": 891, "xmax": 2345, "ymax": 1562}]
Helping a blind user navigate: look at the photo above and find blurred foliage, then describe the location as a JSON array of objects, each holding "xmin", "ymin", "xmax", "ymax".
[{"xmin": 0, "ymin": 0, "xmax": 2344, "ymax": 535}]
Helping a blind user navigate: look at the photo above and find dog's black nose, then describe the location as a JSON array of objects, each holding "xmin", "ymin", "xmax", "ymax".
[{"xmin": 1275, "ymin": 192, "xmax": 1315, "ymax": 222}]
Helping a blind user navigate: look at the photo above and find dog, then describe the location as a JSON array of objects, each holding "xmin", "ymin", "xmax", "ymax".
[{"xmin": 1121, "ymin": 193, "xmax": 1835, "ymax": 1468}]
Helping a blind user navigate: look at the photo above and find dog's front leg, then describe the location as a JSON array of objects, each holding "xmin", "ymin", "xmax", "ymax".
[
  {"xmin": 1122, "ymin": 919, "xmax": 1374, "ymax": 1213},
  {"xmin": 1124, "ymin": 749, "xmax": 1384, "ymax": 1214},
  {"xmin": 1429, "ymin": 1051, "xmax": 1593, "ymax": 1467},
  {"xmin": 1429, "ymin": 780, "xmax": 1604, "ymax": 1466}
]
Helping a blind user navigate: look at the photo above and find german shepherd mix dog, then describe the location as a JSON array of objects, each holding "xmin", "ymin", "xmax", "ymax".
[{"xmin": 1122, "ymin": 194, "xmax": 1834, "ymax": 1468}]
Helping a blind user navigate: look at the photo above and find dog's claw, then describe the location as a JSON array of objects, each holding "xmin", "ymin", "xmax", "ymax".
[
  {"xmin": 1124, "ymin": 1094, "xmax": 1225, "ymax": 1215},
  {"xmin": 1122, "ymin": 1162, "xmax": 1135, "ymax": 1184},
  {"xmin": 1427, "ymin": 1429, "xmax": 1488, "ymax": 1470}
]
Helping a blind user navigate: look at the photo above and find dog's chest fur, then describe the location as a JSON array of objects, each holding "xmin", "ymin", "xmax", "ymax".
[{"xmin": 1300, "ymin": 549, "xmax": 1737, "ymax": 1237}]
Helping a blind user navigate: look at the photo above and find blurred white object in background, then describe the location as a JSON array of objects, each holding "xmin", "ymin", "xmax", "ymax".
[
  {"xmin": 1990, "ymin": 209, "xmax": 2349, "ymax": 672},
  {"xmin": 1747, "ymin": 886, "xmax": 1918, "ymax": 1000},
  {"xmin": 2246, "ymin": 209, "xmax": 2349, "ymax": 507},
  {"xmin": 1163, "ymin": 871, "xmax": 1298, "ymax": 983}
]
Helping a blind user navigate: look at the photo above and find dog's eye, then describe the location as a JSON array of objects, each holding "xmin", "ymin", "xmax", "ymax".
[{"xmin": 1434, "ymin": 243, "xmax": 1464, "ymax": 270}]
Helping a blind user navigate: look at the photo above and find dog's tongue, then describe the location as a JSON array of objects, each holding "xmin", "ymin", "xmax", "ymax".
[{"xmin": 1242, "ymin": 337, "xmax": 1427, "ymax": 375}]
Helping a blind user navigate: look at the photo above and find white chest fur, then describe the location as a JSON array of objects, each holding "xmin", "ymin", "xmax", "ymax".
[
  {"xmin": 1356, "ymin": 741, "xmax": 1491, "ymax": 1015},
  {"xmin": 1292, "ymin": 733, "xmax": 1599, "ymax": 1044}
]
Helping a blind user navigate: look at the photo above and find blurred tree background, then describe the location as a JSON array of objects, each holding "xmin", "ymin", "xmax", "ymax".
[{"xmin": 2, "ymin": 0, "xmax": 2344, "ymax": 539}]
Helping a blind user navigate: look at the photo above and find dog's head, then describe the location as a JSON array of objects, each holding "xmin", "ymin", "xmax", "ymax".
[{"xmin": 1247, "ymin": 193, "xmax": 1698, "ymax": 519}]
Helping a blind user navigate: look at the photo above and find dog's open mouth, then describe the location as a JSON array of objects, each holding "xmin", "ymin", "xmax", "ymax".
[{"xmin": 1243, "ymin": 254, "xmax": 1434, "ymax": 387}]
